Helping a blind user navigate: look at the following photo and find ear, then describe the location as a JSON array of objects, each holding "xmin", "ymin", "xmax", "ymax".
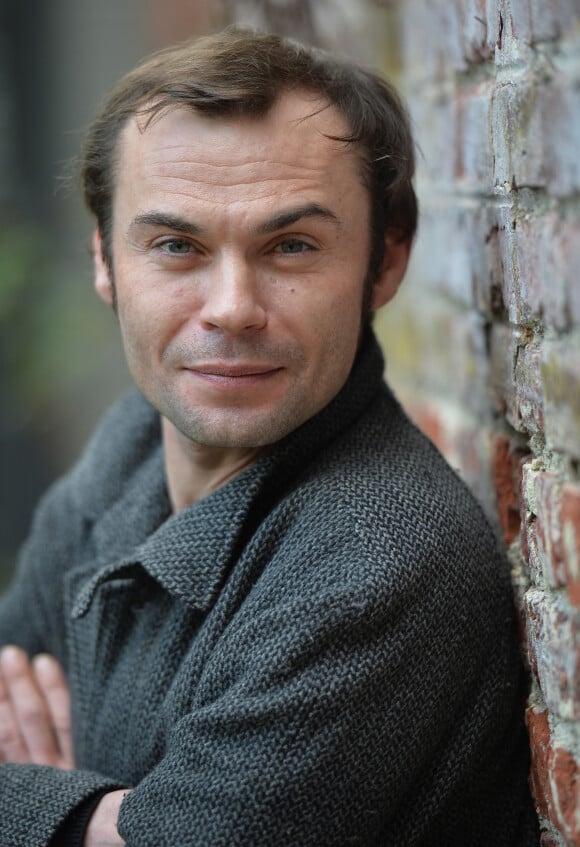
[
  {"xmin": 92, "ymin": 229, "xmax": 115, "ymax": 306},
  {"xmin": 370, "ymin": 230, "xmax": 412, "ymax": 311}
]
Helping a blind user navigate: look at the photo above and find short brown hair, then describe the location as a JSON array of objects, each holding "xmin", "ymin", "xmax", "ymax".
[{"xmin": 81, "ymin": 26, "xmax": 417, "ymax": 283}]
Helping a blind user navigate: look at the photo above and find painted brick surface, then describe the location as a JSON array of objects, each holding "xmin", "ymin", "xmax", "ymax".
[
  {"xmin": 379, "ymin": 1, "xmax": 580, "ymax": 842},
  {"xmin": 542, "ymin": 334, "xmax": 580, "ymax": 459},
  {"xmin": 526, "ymin": 589, "xmax": 580, "ymax": 720}
]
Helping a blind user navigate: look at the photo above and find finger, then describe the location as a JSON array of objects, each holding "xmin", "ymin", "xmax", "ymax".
[
  {"xmin": 0, "ymin": 648, "xmax": 29, "ymax": 763},
  {"xmin": 0, "ymin": 645, "xmax": 60, "ymax": 766},
  {"xmin": 33, "ymin": 654, "xmax": 74, "ymax": 769}
]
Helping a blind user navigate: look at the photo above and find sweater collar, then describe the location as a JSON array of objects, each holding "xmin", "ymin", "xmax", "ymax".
[{"xmin": 72, "ymin": 329, "xmax": 385, "ymax": 618}]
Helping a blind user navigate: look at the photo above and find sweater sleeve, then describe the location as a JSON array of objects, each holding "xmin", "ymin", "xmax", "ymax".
[
  {"xmin": 0, "ymin": 476, "xmax": 127, "ymax": 847},
  {"xmin": 0, "ymin": 765, "xmax": 124, "ymax": 846}
]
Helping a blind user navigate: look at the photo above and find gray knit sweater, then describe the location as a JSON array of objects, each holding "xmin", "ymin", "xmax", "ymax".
[{"xmin": 0, "ymin": 331, "xmax": 538, "ymax": 846}]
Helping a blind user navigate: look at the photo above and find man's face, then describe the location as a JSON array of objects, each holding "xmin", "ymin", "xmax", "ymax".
[{"xmin": 96, "ymin": 91, "xmax": 383, "ymax": 449}]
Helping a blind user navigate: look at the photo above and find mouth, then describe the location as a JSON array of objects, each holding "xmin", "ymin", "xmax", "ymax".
[
  {"xmin": 191, "ymin": 364, "xmax": 281, "ymax": 378},
  {"xmin": 184, "ymin": 364, "xmax": 283, "ymax": 388}
]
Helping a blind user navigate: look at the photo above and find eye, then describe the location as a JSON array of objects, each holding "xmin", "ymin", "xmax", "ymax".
[
  {"xmin": 274, "ymin": 238, "xmax": 314, "ymax": 255},
  {"xmin": 157, "ymin": 238, "xmax": 196, "ymax": 256}
]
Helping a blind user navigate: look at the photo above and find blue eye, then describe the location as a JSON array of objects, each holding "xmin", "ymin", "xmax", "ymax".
[
  {"xmin": 160, "ymin": 239, "xmax": 194, "ymax": 255},
  {"xmin": 277, "ymin": 239, "xmax": 311, "ymax": 255}
]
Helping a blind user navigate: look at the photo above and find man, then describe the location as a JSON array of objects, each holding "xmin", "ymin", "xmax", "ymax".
[{"xmin": 0, "ymin": 28, "xmax": 538, "ymax": 846}]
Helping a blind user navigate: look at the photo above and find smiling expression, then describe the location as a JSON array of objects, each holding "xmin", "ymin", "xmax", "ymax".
[{"xmin": 95, "ymin": 91, "xmax": 390, "ymax": 450}]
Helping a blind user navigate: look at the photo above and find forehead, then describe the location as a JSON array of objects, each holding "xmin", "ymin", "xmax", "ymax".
[{"xmin": 113, "ymin": 90, "xmax": 366, "ymax": 212}]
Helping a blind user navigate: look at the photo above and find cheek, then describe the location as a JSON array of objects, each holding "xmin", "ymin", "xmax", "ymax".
[
  {"xmin": 117, "ymin": 279, "xmax": 186, "ymax": 347},
  {"xmin": 116, "ymin": 294, "xmax": 165, "ymax": 369},
  {"xmin": 301, "ymin": 297, "xmax": 363, "ymax": 381},
  {"xmin": 310, "ymin": 283, "xmax": 365, "ymax": 340}
]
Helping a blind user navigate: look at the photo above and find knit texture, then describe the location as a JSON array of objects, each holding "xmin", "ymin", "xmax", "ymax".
[{"xmin": 0, "ymin": 330, "xmax": 539, "ymax": 846}]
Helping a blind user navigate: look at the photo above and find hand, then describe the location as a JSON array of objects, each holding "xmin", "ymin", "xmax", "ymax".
[
  {"xmin": 83, "ymin": 789, "xmax": 128, "ymax": 847},
  {"xmin": 0, "ymin": 645, "xmax": 73, "ymax": 769}
]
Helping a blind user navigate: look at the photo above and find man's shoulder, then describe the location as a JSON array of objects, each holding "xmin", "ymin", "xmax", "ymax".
[
  {"xmin": 306, "ymin": 387, "xmax": 495, "ymax": 545},
  {"xmin": 264, "ymin": 387, "xmax": 504, "ymax": 605},
  {"xmin": 230, "ymin": 388, "xmax": 509, "ymax": 665}
]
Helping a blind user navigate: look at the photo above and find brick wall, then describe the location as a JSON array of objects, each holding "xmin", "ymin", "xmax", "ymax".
[{"xmin": 376, "ymin": 1, "xmax": 580, "ymax": 843}]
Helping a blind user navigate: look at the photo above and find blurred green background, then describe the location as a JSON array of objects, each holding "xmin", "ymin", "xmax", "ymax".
[{"xmin": 0, "ymin": 0, "xmax": 392, "ymax": 586}]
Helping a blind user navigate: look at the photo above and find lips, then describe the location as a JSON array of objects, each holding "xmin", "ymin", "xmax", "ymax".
[
  {"xmin": 191, "ymin": 364, "xmax": 280, "ymax": 378},
  {"xmin": 183, "ymin": 363, "xmax": 282, "ymax": 389}
]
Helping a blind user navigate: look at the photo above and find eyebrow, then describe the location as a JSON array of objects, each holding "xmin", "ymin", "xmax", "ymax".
[
  {"xmin": 128, "ymin": 212, "xmax": 204, "ymax": 237},
  {"xmin": 128, "ymin": 203, "xmax": 341, "ymax": 240},
  {"xmin": 252, "ymin": 203, "xmax": 341, "ymax": 235}
]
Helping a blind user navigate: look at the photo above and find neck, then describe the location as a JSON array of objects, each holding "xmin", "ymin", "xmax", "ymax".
[{"xmin": 161, "ymin": 417, "xmax": 262, "ymax": 512}]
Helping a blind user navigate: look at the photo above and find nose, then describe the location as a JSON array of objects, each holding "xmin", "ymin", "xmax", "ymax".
[{"xmin": 199, "ymin": 255, "xmax": 267, "ymax": 335}]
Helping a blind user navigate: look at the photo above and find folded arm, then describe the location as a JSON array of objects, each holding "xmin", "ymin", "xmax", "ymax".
[{"xmin": 0, "ymin": 646, "xmax": 124, "ymax": 847}]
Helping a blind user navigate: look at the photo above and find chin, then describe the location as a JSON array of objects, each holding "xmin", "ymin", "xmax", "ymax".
[{"xmin": 176, "ymin": 407, "xmax": 309, "ymax": 450}]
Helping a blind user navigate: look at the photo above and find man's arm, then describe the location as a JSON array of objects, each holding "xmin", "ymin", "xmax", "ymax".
[{"xmin": 0, "ymin": 646, "xmax": 124, "ymax": 847}]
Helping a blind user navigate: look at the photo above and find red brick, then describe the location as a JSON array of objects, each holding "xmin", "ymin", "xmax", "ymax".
[
  {"xmin": 527, "ymin": 704, "xmax": 580, "ymax": 842},
  {"xmin": 551, "ymin": 745, "xmax": 580, "ymax": 844},
  {"xmin": 527, "ymin": 705, "xmax": 555, "ymax": 819},
  {"xmin": 491, "ymin": 435, "xmax": 527, "ymax": 544}
]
